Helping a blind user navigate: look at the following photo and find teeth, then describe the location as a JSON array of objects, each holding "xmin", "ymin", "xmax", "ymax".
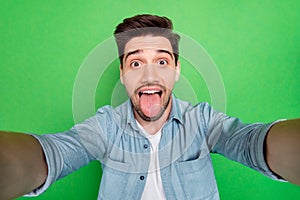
[
  {"xmin": 142, "ymin": 90, "xmax": 160, "ymax": 94},
  {"xmin": 138, "ymin": 90, "xmax": 162, "ymax": 97}
]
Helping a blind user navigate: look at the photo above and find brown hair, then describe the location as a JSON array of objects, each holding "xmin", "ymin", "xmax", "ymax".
[{"xmin": 114, "ymin": 14, "xmax": 180, "ymax": 67}]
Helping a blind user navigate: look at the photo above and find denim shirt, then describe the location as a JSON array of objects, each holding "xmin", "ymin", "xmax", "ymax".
[{"xmin": 28, "ymin": 95, "xmax": 280, "ymax": 199}]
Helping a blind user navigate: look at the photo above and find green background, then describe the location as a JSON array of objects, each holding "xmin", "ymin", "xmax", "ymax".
[{"xmin": 1, "ymin": 0, "xmax": 300, "ymax": 199}]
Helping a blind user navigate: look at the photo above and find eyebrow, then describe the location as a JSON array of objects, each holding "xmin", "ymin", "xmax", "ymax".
[
  {"xmin": 157, "ymin": 49, "xmax": 174, "ymax": 59},
  {"xmin": 124, "ymin": 49, "xmax": 141, "ymax": 62},
  {"xmin": 123, "ymin": 49, "xmax": 174, "ymax": 63}
]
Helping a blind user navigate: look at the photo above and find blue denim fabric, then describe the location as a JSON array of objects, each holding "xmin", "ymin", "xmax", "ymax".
[{"xmin": 27, "ymin": 95, "xmax": 280, "ymax": 199}]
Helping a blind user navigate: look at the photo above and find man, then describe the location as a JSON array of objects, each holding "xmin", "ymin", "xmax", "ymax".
[{"xmin": 0, "ymin": 14, "xmax": 299, "ymax": 200}]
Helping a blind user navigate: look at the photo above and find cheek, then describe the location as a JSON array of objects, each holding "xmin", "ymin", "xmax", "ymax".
[
  {"xmin": 159, "ymin": 68, "xmax": 177, "ymax": 89},
  {"xmin": 122, "ymin": 74, "xmax": 139, "ymax": 96}
]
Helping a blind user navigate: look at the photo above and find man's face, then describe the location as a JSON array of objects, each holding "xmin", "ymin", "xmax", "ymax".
[{"xmin": 120, "ymin": 35, "xmax": 180, "ymax": 122}]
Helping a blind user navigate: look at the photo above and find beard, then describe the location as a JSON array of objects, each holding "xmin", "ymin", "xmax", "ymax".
[{"xmin": 130, "ymin": 85, "xmax": 172, "ymax": 122}]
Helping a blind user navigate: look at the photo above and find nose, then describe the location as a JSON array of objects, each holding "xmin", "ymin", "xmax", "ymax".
[{"xmin": 140, "ymin": 64, "xmax": 159, "ymax": 84}]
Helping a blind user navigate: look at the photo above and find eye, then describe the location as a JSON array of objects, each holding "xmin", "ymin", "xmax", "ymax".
[
  {"xmin": 158, "ymin": 59, "xmax": 168, "ymax": 66},
  {"xmin": 130, "ymin": 61, "xmax": 142, "ymax": 68}
]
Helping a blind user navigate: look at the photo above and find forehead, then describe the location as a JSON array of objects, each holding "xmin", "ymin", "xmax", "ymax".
[{"xmin": 124, "ymin": 36, "xmax": 173, "ymax": 53}]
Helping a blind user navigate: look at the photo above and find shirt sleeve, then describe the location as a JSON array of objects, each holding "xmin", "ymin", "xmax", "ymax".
[
  {"xmin": 24, "ymin": 113, "xmax": 106, "ymax": 196},
  {"xmin": 203, "ymin": 103, "xmax": 285, "ymax": 181}
]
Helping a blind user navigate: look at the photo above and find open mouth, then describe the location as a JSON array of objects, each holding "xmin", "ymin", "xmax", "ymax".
[
  {"xmin": 136, "ymin": 86, "xmax": 165, "ymax": 118},
  {"xmin": 138, "ymin": 90, "xmax": 163, "ymax": 97}
]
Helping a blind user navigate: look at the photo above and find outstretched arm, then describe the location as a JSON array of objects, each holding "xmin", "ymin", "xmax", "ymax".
[
  {"xmin": 0, "ymin": 131, "xmax": 47, "ymax": 200},
  {"xmin": 265, "ymin": 119, "xmax": 300, "ymax": 185}
]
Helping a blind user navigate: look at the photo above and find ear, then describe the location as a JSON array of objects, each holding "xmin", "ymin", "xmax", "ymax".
[
  {"xmin": 175, "ymin": 61, "xmax": 181, "ymax": 82},
  {"xmin": 120, "ymin": 64, "xmax": 124, "ymax": 84}
]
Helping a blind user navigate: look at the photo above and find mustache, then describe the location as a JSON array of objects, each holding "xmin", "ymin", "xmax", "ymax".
[{"xmin": 134, "ymin": 83, "xmax": 167, "ymax": 94}]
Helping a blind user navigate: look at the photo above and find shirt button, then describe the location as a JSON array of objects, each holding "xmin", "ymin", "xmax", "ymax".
[
  {"xmin": 143, "ymin": 144, "xmax": 148, "ymax": 149},
  {"xmin": 140, "ymin": 176, "xmax": 145, "ymax": 180}
]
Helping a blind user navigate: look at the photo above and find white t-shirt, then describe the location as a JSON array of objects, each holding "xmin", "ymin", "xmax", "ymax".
[{"xmin": 136, "ymin": 121, "xmax": 166, "ymax": 200}]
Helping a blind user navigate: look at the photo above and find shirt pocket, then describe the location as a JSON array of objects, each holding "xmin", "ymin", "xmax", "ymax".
[
  {"xmin": 175, "ymin": 154, "xmax": 218, "ymax": 200},
  {"xmin": 99, "ymin": 158, "xmax": 132, "ymax": 200}
]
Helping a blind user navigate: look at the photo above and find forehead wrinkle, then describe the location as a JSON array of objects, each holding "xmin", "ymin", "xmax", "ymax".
[
  {"xmin": 124, "ymin": 36, "xmax": 173, "ymax": 53},
  {"xmin": 124, "ymin": 48, "xmax": 174, "ymax": 62}
]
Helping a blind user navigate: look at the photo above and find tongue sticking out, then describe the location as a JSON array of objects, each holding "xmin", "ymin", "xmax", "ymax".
[{"xmin": 140, "ymin": 93, "xmax": 161, "ymax": 118}]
